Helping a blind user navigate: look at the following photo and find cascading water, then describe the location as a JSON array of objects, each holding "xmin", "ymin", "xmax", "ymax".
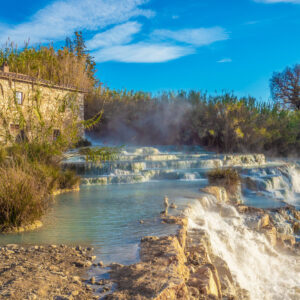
[
  {"xmin": 186, "ymin": 195, "xmax": 300, "ymax": 300},
  {"xmin": 242, "ymin": 163, "xmax": 300, "ymax": 208},
  {"xmin": 0, "ymin": 145, "xmax": 299, "ymax": 296}
]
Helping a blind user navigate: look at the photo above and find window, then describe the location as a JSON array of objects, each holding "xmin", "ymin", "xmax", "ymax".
[
  {"xmin": 53, "ymin": 129, "xmax": 61, "ymax": 141},
  {"xmin": 15, "ymin": 91, "xmax": 23, "ymax": 105}
]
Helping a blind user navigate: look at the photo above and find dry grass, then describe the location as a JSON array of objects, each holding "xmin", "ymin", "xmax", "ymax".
[
  {"xmin": 207, "ymin": 167, "xmax": 241, "ymax": 195},
  {"xmin": 0, "ymin": 163, "xmax": 48, "ymax": 231}
]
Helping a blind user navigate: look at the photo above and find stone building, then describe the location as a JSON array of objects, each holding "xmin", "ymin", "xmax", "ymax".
[{"xmin": 0, "ymin": 62, "xmax": 86, "ymax": 144}]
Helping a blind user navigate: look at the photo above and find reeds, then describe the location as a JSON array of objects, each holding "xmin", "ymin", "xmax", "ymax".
[{"xmin": 0, "ymin": 161, "xmax": 48, "ymax": 231}]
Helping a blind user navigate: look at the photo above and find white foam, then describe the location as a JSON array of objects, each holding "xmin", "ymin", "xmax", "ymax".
[{"xmin": 186, "ymin": 196, "xmax": 300, "ymax": 300}]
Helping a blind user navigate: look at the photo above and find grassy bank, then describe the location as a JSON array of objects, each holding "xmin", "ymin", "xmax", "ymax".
[{"xmin": 0, "ymin": 141, "xmax": 80, "ymax": 232}]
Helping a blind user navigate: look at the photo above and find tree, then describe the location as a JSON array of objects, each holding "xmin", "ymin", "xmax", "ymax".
[
  {"xmin": 73, "ymin": 31, "xmax": 86, "ymax": 57},
  {"xmin": 73, "ymin": 31, "xmax": 97, "ymax": 85},
  {"xmin": 270, "ymin": 64, "xmax": 300, "ymax": 110},
  {"xmin": 65, "ymin": 37, "xmax": 73, "ymax": 53}
]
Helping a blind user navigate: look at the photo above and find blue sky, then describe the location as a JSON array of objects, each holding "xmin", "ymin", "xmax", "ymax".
[{"xmin": 0, "ymin": 0, "xmax": 299, "ymax": 100}]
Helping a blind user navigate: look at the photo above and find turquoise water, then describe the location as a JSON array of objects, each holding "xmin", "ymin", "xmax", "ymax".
[
  {"xmin": 0, "ymin": 180, "xmax": 204, "ymax": 264},
  {"xmin": 0, "ymin": 146, "xmax": 299, "ymax": 265}
]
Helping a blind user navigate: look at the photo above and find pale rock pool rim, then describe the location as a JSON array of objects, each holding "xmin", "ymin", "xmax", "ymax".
[{"xmin": 0, "ymin": 146, "xmax": 299, "ymax": 299}]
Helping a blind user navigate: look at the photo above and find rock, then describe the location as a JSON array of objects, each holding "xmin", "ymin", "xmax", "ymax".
[
  {"xmin": 90, "ymin": 277, "xmax": 96, "ymax": 284},
  {"xmin": 74, "ymin": 261, "xmax": 85, "ymax": 268},
  {"xmin": 261, "ymin": 225, "xmax": 277, "ymax": 247},
  {"xmin": 97, "ymin": 279, "xmax": 109, "ymax": 285},
  {"xmin": 72, "ymin": 276, "xmax": 81, "ymax": 283},
  {"xmin": 161, "ymin": 215, "xmax": 181, "ymax": 224},
  {"xmin": 105, "ymin": 214, "xmax": 250, "ymax": 300},
  {"xmin": 223, "ymin": 154, "xmax": 265, "ymax": 167},
  {"xmin": 85, "ymin": 261, "xmax": 93, "ymax": 267},
  {"xmin": 71, "ymin": 290, "xmax": 79, "ymax": 296},
  {"xmin": 293, "ymin": 222, "xmax": 300, "ymax": 234},
  {"xmin": 201, "ymin": 186, "xmax": 229, "ymax": 203},
  {"xmin": 188, "ymin": 265, "xmax": 222, "ymax": 299},
  {"xmin": 101, "ymin": 286, "xmax": 110, "ymax": 292},
  {"xmin": 0, "ymin": 244, "xmax": 94, "ymax": 299},
  {"xmin": 28, "ymin": 294, "xmax": 37, "ymax": 300},
  {"xmin": 236, "ymin": 205, "xmax": 264, "ymax": 215},
  {"xmin": 258, "ymin": 214, "xmax": 271, "ymax": 230},
  {"xmin": 98, "ymin": 261, "xmax": 104, "ymax": 267},
  {"xmin": 277, "ymin": 233, "xmax": 296, "ymax": 247}
]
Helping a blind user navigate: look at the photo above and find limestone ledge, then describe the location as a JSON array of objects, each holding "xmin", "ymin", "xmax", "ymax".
[
  {"xmin": 2, "ymin": 220, "xmax": 43, "ymax": 234},
  {"xmin": 105, "ymin": 215, "xmax": 246, "ymax": 299},
  {"xmin": 52, "ymin": 184, "xmax": 80, "ymax": 196},
  {"xmin": 104, "ymin": 184, "xmax": 298, "ymax": 300}
]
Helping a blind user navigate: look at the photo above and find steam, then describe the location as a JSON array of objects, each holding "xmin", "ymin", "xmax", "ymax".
[{"xmin": 89, "ymin": 101, "xmax": 192, "ymax": 145}]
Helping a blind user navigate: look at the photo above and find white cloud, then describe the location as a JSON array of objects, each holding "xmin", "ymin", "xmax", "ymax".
[
  {"xmin": 152, "ymin": 27, "xmax": 229, "ymax": 46},
  {"xmin": 86, "ymin": 22, "xmax": 142, "ymax": 50},
  {"xmin": 93, "ymin": 43, "xmax": 195, "ymax": 63},
  {"xmin": 254, "ymin": 0, "xmax": 300, "ymax": 3},
  {"xmin": 0, "ymin": 0, "xmax": 229, "ymax": 64},
  {"xmin": 0, "ymin": 0, "xmax": 153, "ymax": 45},
  {"xmin": 90, "ymin": 26, "xmax": 229, "ymax": 63},
  {"xmin": 217, "ymin": 58, "xmax": 232, "ymax": 63}
]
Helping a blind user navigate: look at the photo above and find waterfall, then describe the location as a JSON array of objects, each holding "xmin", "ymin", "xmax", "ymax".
[
  {"xmin": 290, "ymin": 165, "xmax": 300, "ymax": 194},
  {"xmin": 186, "ymin": 196, "xmax": 300, "ymax": 300},
  {"xmin": 242, "ymin": 163, "xmax": 300, "ymax": 207}
]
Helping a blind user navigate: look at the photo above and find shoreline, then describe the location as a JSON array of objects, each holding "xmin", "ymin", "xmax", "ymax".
[
  {"xmin": 0, "ymin": 244, "xmax": 97, "ymax": 300},
  {"xmin": 0, "ymin": 185, "xmax": 299, "ymax": 299},
  {"xmin": 0, "ymin": 185, "xmax": 81, "ymax": 234}
]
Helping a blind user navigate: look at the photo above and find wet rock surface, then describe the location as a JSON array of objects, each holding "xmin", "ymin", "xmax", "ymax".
[
  {"xmin": 103, "ymin": 184, "xmax": 299, "ymax": 300},
  {"xmin": 0, "ymin": 244, "xmax": 96, "ymax": 300},
  {"xmin": 103, "ymin": 214, "xmax": 248, "ymax": 300}
]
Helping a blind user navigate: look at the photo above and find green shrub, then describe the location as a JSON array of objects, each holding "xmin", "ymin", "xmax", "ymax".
[
  {"xmin": 32, "ymin": 161, "xmax": 80, "ymax": 192},
  {"xmin": 207, "ymin": 167, "xmax": 241, "ymax": 194},
  {"xmin": 57, "ymin": 169, "xmax": 80, "ymax": 190},
  {"xmin": 0, "ymin": 163, "xmax": 48, "ymax": 231},
  {"xmin": 79, "ymin": 146, "xmax": 121, "ymax": 163}
]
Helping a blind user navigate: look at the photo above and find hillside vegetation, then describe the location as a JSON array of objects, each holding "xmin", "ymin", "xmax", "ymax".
[{"xmin": 86, "ymin": 89, "xmax": 300, "ymax": 156}]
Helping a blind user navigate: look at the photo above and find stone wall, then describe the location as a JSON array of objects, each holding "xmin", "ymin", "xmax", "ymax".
[{"xmin": 0, "ymin": 77, "xmax": 85, "ymax": 143}]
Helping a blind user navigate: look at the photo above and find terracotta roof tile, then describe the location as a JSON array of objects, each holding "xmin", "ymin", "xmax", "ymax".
[{"xmin": 0, "ymin": 71, "xmax": 88, "ymax": 93}]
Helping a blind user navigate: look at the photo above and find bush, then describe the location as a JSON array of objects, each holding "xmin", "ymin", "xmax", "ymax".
[
  {"xmin": 57, "ymin": 169, "xmax": 80, "ymax": 190},
  {"xmin": 0, "ymin": 142, "xmax": 81, "ymax": 230},
  {"xmin": 0, "ymin": 163, "xmax": 48, "ymax": 231},
  {"xmin": 207, "ymin": 168, "xmax": 241, "ymax": 194}
]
